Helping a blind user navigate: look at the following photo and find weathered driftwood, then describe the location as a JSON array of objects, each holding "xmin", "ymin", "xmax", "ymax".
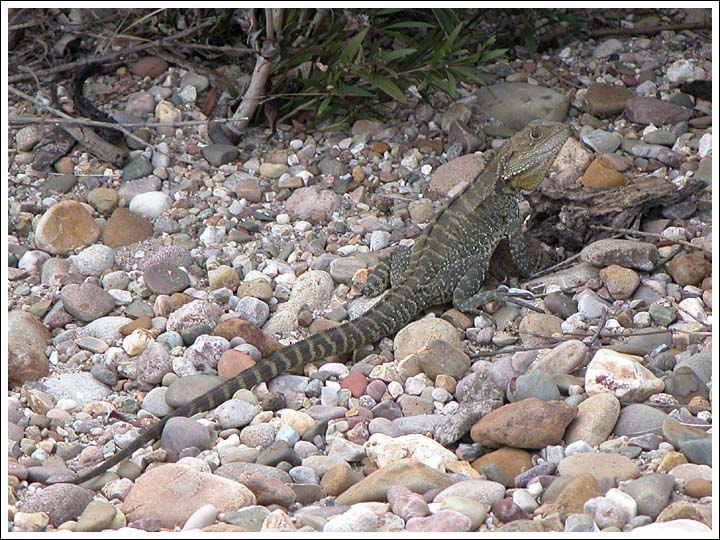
[{"xmin": 526, "ymin": 175, "xmax": 708, "ymax": 251}]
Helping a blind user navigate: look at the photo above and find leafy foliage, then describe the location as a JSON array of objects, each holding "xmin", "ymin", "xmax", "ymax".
[
  {"xmin": 518, "ymin": 9, "xmax": 581, "ymax": 54},
  {"xmin": 268, "ymin": 9, "xmax": 507, "ymax": 126}
]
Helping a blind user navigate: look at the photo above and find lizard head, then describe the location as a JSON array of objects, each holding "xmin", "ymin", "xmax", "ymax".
[{"xmin": 496, "ymin": 120, "xmax": 571, "ymax": 192}]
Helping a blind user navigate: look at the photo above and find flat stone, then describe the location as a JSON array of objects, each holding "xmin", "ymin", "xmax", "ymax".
[
  {"xmin": 334, "ymin": 458, "xmax": 455, "ymax": 505},
  {"xmin": 34, "ymin": 201, "xmax": 100, "ymax": 255},
  {"xmin": 102, "ymin": 208, "xmax": 153, "ymax": 248},
  {"xmin": 564, "ymin": 392, "xmax": 620, "ymax": 447},
  {"xmin": 558, "ymin": 452, "xmax": 639, "ymax": 483},
  {"xmin": 580, "ymin": 239, "xmax": 658, "ymax": 272},
  {"xmin": 620, "ymin": 474, "xmax": 675, "ymax": 519},
  {"xmin": 475, "ymin": 83, "xmax": 569, "ymax": 131},
  {"xmin": 470, "ymin": 398, "xmax": 576, "ymax": 449},
  {"xmin": 121, "ymin": 464, "xmax": 255, "ymax": 529}
]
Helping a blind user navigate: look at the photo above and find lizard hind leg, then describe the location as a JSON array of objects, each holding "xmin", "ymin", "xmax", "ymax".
[{"xmin": 361, "ymin": 245, "xmax": 411, "ymax": 297}]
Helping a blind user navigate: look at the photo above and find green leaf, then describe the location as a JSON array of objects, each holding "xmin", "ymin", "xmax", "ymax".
[
  {"xmin": 523, "ymin": 27, "xmax": 537, "ymax": 54},
  {"xmin": 379, "ymin": 48, "xmax": 418, "ymax": 63},
  {"xmin": 444, "ymin": 70, "xmax": 457, "ymax": 96},
  {"xmin": 317, "ymin": 95, "xmax": 333, "ymax": 118},
  {"xmin": 343, "ymin": 85, "xmax": 375, "ymax": 97},
  {"xmin": 341, "ymin": 27, "xmax": 369, "ymax": 65},
  {"xmin": 383, "ymin": 21, "xmax": 436, "ymax": 30},
  {"xmin": 479, "ymin": 48, "xmax": 508, "ymax": 63},
  {"xmin": 374, "ymin": 76, "xmax": 407, "ymax": 103}
]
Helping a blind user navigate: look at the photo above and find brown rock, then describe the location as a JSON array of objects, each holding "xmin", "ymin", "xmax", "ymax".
[
  {"xmin": 234, "ymin": 471, "xmax": 296, "ymax": 507},
  {"xmin": 471, "ymin": 448, "xmax": 532, "ymax": 488},
  {"xmin": 34, "ymin": 200, "xmax": 100, "ymax": 255},
  {"xmin": 7, "ymin": 310, "xmax": 51, "ymax": 384},
  {"xmin": 131, "ymin": 56, "xmax": 169, "ymax": 78},
  {"xmin": 667, "ymin": 252, "xmax": 711, "ymax": 286},
  {"xmin": 340, "ymin": 371, "xmax": 368, "ymax": 398},
  {"xmin": 558, "ymin": 452, "xmax": 639, "ymax": 482},
  {"xmin": 624, "ymin": 97, "xmax": 693, "ymax": 126},
  {"xmin": 8, "ymin": 310, "xmax": 51, "ymax": 385},
  {"xmin": 217, "ymin": 350, "xmax": 256, "ymax": 378},
  {"xmin": 655, "ymin": 501, "xmax": 712, "ymax": 528},
  {"xmin": 212, "ymin": 318, "xmax": 281, "ymax": 358},
  {"xmin": 102, "ymin": 208, "xmax": 153, "ymax": 248},
  {"xmin": 581, "ymin": 155, "xmax": 627, "ymax": 189},
  {"xmin": 583, "ymin": 84, "xmax": 634, "ymax": 117},
  {"xmin": 334, "ymin": 458, "xmax": 455, "ymax": 505},
  {"xmin": 684, "ymin": 478, "xmax": 712, "ymax": 499},
  {"xmin": 320, "ymin": 462, "xmax": 358, "ymax": 497},
  {"xmin": 541, "ymin": 473, "xmax": 601, "ymax": 519},
  {"xmin": 518, "ymin": 314, "xmax": 564, "ymax": 347},
  {"xmin": 121, "ymin": 464, "xmax": 255, "ymax": 529},
  {"xmin": 564, "ymin": 392, "xmax": 620, "ymax": 447},
  {"xmin": 417, "ymin": 339, "xmax": 470, "ymax": 381},
  {"xmin": 119, "ymin": 316, "xmax": 153, "ymax": 336},
  {"xmin": 470, "ymin": 398, "xmax": 576, "ymax": 449},
  {"xmin": 599, "ymin": 264, "xmax": 640, "ymax": 299}
]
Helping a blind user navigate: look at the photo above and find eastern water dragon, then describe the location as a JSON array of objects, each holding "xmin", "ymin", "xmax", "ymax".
[{"xmin": 55, "ymin": 119, "xmax": 571, "ymax": 485}]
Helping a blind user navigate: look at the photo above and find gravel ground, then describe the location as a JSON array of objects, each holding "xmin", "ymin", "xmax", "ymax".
[{"xmin": 7, "ymin": 9, "xmax": 714, "ymax": 534}]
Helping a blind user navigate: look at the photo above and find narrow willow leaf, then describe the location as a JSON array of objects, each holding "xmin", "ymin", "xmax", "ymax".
[
  {"xmin": 379, "ymin": 48, "xmax": 418, "ymax": 63},
  {"xmin": 341, "ymin": 27, "xmax": 369, "ymax": 65},
  {"xmin": 375, "ymin": 76, "xmax": 407, "ymax": 103}
]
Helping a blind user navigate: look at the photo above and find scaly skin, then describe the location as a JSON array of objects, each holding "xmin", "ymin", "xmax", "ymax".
[{"xmin": 57, "ymin": 120, "xmax": 570, "ymax": 486}]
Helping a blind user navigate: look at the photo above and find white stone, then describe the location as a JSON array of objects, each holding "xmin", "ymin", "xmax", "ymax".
[
  {"xmin": 122, "ymin": 328, "xmax": 153, "ymax": 356},
  {"xmin": 585, "ymin": 348, "xmax": 664, "ymax": 402},
  {"xmin": 678, "ymin": 297, "xmax": 709, "ymax": 324},
  {"xmin": 605, "ymin": 487, "xmax": 637, "ymax": 520},
  {"xmin": 128, "ymin": 191, "xmax": 171, "ymax": 219},
  {"xmin": 666, "ymin": 59, "xmax": 706, "ymax": 83},
  {"xmin": 182, "ymin": 504, "xmax": 217, "ymax": 531},
  {"xmin": 365, "ymin": 433, "xmax": 457, "ymax": 470},
  {"xmin": 630, "ymin": 519, "xmax": 711, "ymax": 534},
  {"xmin": 199, "ymin": 225, "xmax": 225, "ymax": 247},
  {"xmin": 512, "ymin": 489, "xmax": 538, "ymax": 513}
]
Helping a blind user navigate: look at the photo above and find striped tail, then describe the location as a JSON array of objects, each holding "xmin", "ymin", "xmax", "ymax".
[{"xmin": 62, "ymin": 279, "xmax": 425, "ymax": 485}]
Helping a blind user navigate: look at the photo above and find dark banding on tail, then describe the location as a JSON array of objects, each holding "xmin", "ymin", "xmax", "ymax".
[{"xmin": 61, "ymin": 279, "xmax": 425, "ymax": 485}]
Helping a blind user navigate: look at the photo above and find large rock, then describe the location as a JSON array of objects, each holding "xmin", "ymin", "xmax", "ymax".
[
  {"xmin": 470, "ymin": 398, "xmax": 576, "ymax": 449},
  {"xmin": 8, "ymin": 310, "xmax": 50, "ymax": 385},
  {"xmin": 334, "ymin": 459, "xmax": 455, "ymax": 505},
  {"xmin": 19, "ymin": 483, "xmax": 94, "ymax": 526},
  {"xmin": 122, "ymin": 464, "xmax": 255, "ymax": 529},
  {"xmin": 34, "ymin": 200, "xmax": 100, "ymax": 255},
  {"xmin": 585, "ymin": 348, "xmax": 664, "ymax": 402},
  {"xmin": 394, "ymin": 318, "xmax": 462, "ymax": 362},
  {"xmin": 475, "ymin": 83, "xmax": 569, "ymax": 131}
]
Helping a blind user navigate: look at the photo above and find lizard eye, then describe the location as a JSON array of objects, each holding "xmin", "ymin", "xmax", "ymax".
[{"xmin": 530, "ymin": 129, "xmax": 542, "ymax": 140}]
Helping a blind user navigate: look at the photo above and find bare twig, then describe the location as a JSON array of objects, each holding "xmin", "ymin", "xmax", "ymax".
[
  {"xmin": 8, "ymin": 115, "xmax": 239, "ymax": 129},
  {"xmin": 231, "ymin": 9, "xmax": 280, "ymax": 129},
  {"xmin": 8, "ymin": 86, "xmax": 129, "ymax": 163},
  {"xmin": 589, "ymin": 312, "xmax": 607, "ymax": 347},
  {"xmin": 8, "ymin": 19, "xmax": 214, "ymax": 83},
  {"xmin": 590, "ymin": 224, "xmax": 702, "ymax": 250},
  {"xmin": 470, "ymin": 345, "xmax": 553, "ymax": 358},
  {"xmin": 539, "ymin": 61, "xmax": 582, "ymax": 90},
  {"xmin": 591, "ymin": 22, "xmax": 711, "ymax": 38},
  {"xmin": 171, "ymin": 42, "xmax": 255, "ymax": 55},
  {"xmin": 525, "ymin": 251, "xmax": 583, "ymax": 280}
]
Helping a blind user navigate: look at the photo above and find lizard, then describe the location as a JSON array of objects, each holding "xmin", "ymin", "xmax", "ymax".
[{"xmin": 55, "ymin": 119, "xmax": 571, "ymax": 486}]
